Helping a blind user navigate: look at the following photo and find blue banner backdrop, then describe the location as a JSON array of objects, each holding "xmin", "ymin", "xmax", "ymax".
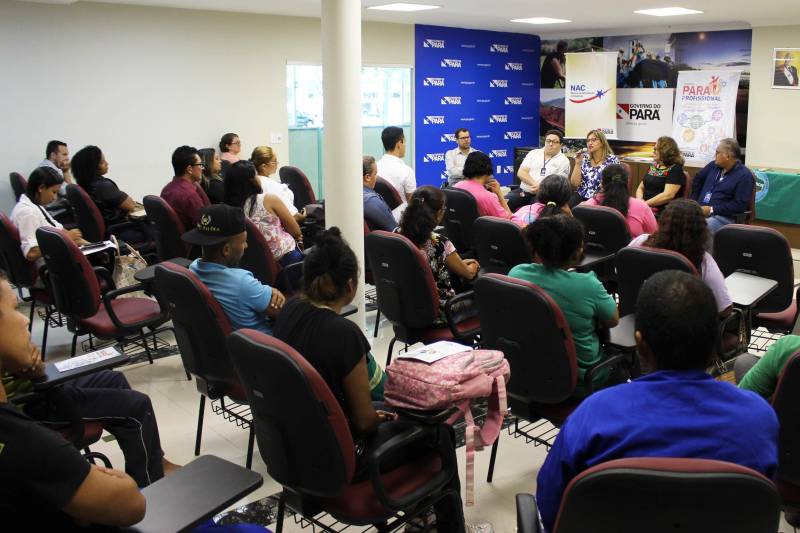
[{"xmin": 415, "ymin": 24, "xmax": 541, "ymax": 186}]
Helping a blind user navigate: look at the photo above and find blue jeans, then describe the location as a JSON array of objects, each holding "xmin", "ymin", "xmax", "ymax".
[{"xmin": 706, "ymin": 214, "xmax": 735, "ymax": 235}]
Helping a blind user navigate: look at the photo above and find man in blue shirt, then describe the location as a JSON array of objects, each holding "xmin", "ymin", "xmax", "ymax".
[
  {"xmin": 535, "ymin": 270, "xmax": 778, "ymax": 533},
  {"xmin": 690, "ymin": 138, "xmax": 754, "ymax": 234},
  {"xmin": 184, "ymin": 204, "xmax": 285, "ymax": 334},
  {"xmin": 362, "ymin": 156, "xmax": 398, "ymax": 232}
]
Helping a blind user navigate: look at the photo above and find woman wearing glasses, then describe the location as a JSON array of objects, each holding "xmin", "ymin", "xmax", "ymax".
[
  {"xmin": 569, "ymin": 129, "xmax": 619, "ymax": 207},
  {"xmin": 508, "ymin": 129, "xmax": 571, "ymax": 211}
]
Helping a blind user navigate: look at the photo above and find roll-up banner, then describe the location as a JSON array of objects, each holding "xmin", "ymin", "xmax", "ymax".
[{"xmin": 564, "ymin": 52, "xmax": 618, "ymax": 139}]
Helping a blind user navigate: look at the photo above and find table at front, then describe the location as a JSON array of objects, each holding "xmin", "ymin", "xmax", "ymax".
[{"xmin": 752, "ymin": 169, "xmax": 800, "ymax": 225}]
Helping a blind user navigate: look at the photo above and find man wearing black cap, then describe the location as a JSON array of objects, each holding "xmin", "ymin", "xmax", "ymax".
[{"xmin": 185, "ymin": 204, "xmax": 285, "ymax": 334}]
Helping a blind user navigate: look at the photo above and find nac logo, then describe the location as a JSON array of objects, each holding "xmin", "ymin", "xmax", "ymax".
[
  {"xmin": 423, "ymin": 115, "xmax": 445, "ymax": 125},
  {"xmin": 440, "ymin": 58, "xmax": 462, "ymax": 68},
  {"xmin": 504, "ymin": 97, "xmax": 523, "ymax": 105},
  {"xmin": 505, "ymin": 62, "xmax": 523, "ymax": 71},
  {"xmin": 490, "ymin": 149, "xmax": 508, "ymax": 158},
  {"xmin": 423, "ymin": 77, "xmax": 445, "ymax": 87},
  {"xmin": 423, "ymin": 39, "xmax": 445, "ymax": 49},
  {"xmin": 441, "ymin": 133, "xmax": 457, "ymax": 143},
  {"xmin": 423, "ymin": 153, "xmax": 446, "ymax": 163},
  {"xmin": 489, "ymin": 79, "xmax": 508, "ymax": 88},
  {"xmin": 490, "ymin": 44, "xmax": 509, "ymax": 53},
  {"xmin": 489, "ymin": 114, "xmax": 508, "ymax": 123},
  {"xmin": 504, "ymin": 131, "xmax": 522, "ymax": 140},
  {"xmin": 441, "ymin": 96, "xmax": 462, "ymax": 105}
]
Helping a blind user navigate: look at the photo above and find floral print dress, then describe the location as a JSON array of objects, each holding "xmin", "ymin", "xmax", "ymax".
[
  {"xmin": 576, "ymin": 154, "xmax": 620, "ymax": 200},
  {"xmin": 420, "ymin": 232, "xmax": 457, "ymax": 324}
]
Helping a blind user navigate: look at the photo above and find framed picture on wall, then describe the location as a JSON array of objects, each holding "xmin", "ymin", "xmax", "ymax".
[{"xmin": 772, "ymin": 48, "xmax": 800, "ymax": 89}]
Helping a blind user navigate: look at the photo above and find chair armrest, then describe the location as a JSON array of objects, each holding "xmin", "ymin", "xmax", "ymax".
[
  {"xmin": 368, "ymin": 424, "xmax": 454, "ymax": 510},
  {"xmin": 584, "ymin": 352, "xmax": 631, "ymax": 394},
  {"xmin": 733, "ymin": 211, "xmax": 752, "ymax": 224},
  {"xmin": 102, "ymin": 283, "xmax": 168, "ymax": 331},
  {"xmin": 93, "ymin": 266, "xmax": 116, "ymax": 291},
  {"xmin": 445, "ymin": 290, "xmax": 481, "ymax": 341},
  {"xmin": 516, "ymin": 494, "xmax": 542, "ymax": 533},
  {"xmin": 275, "ymin": 260, "xmax": 304, "ymax": 295}
]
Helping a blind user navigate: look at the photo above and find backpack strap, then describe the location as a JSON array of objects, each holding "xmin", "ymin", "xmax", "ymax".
[
  {"xmin": 475, "ymin": 375, "xmax": 507, "ymax": 449},
  {"xmin": 462, "ymin": 401, "xmax": 477, "ymax": 507}
]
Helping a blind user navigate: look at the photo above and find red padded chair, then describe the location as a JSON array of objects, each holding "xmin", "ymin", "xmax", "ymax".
[
  {"xmin": 516, "ymin": 458, "xmax": 780, "ymax": 533},
  {"xmin": 572, "ymin": 204, "xmax": 631, "ymax": 275},
  {"xmin": 227, "ymin": 329, "xmax": 462, "ymax": 532},
  {"xmin": 279, "ymin": 165, "xmax": 318, "ymax": 209},
  {"xmin": 142, "ymin": 195, "xmax": 189, "ymax": 262},
  {"xmin": 0, "ymin": 213, "xmax": 59, "ymax": 355},
  {"xmin": 9, "ymin": 172, "xmax": 27, "ymax": 202},
  {"xmin": 373, "ymin": 176, "xmax": 404, "ymax": 211},
  {"xmin": 153, "ymin": 262, "xmax": 255, "ymax": 469},
  {"xmin": 475, "ymin": 274, "xmax": 630, "ymax": 483},
  {"xmin": 472, "ymin": 216, "xmax": 531, "ymax": 276},
  {"xmin": 365, "ymin": 231, "xmax": 480, "ymax": 365},
  {"xmin": 441, "ymin": 188, "xmax": 479, "ymax": 257},
  {"xmin": 35, "ymin": 226, "xmax": 168, "ymax": 361}
]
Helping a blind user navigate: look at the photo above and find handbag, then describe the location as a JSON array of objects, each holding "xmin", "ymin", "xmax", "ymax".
[{"xmin": 111, "ymin": 236, "xmax": 149, "ymax": 299}]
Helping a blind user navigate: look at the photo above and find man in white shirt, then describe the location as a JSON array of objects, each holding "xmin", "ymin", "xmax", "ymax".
[
  {"xmin": 507, "ymin": 129, "xmax": 571, "ymax": 211},
  {"xmin": 445, "ymin": 128, "xmax": 477, "ymax": 187},
  {"xmin": 376, "ymin": 126, "xmax": 416, "ymax": 202},
  {"xmin": 38, "ymin": 140, "xmax": 73, "ymax": 184}
]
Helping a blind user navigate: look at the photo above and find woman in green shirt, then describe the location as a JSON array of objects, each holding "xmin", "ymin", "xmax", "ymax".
[
  {"xmin": 508, "ymin": 214, "xmax": 619, "ymax": 394},
  {"xmin": 736, "ymin": 335, "xmax": 800, "ymax": 398}
]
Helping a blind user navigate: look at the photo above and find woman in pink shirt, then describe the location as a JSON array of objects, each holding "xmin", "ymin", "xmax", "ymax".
[
  {"xmin": 581, "ymin": 164, "xmax": 657, "ymax": 238},
  {"xmin": 511, "ymin": 174, "xmax": 573, "ymax": 227},
  {"xmin": 453, "ymin": 152, "xmax": 512, "ymax": 219}
]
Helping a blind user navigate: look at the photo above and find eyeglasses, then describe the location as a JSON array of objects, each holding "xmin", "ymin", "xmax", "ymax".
[
  {"xmin": 544, "ymin": 139, "xmax": 561, "ymax": 145},
  {"xmin": 230, "ymin": 141, "xmax": 241, "ymax": 145},
  {"xmin": 458, "ymin": 136, "xmax": 470, "ymax": 140},
  {"xmin": 192, "ymin": 163, "xmax": 205, "ymax": 168}
]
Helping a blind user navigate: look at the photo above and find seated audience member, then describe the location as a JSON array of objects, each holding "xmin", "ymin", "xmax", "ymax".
[
  {"xmin": 569, "ymin": 129, "xmax": 620, "ymax": 206},
  {"xmin": 198, "ymin": 148, "xmax": 225, "ymax": 204},
  {"xmin": 398, "ymin": 186, "xmax": 479, "ymax": 323},
  {"xmin": 10, "ymin": 167, "xmax": 87, "ymax": 268},
  {"xmin": 71, "ymin": 145, "xmax": 147, "ymax": 244},
  {"xmin": 272, "ymin": 228, "xmax": 464, "ymax": 531},
  {"xmin": 509, "ymin": 129, "xmax": 571, "ymax": 211},
  {"xmin": 219, "ymin": 132, "xmax": 241, "ymax": 165},
  {"xmin": 38, "ymin": 139, "xmax": 72, "ymax": 184},
  {"xmin": 445, "ymin": 128, "xmax": 476, "ymax": 187},
  {"xmin": 690, "ymin": 138, "xmax": 754, "ymax": 234},
  {"xmin": 635, "ymin": 135, "xmax": 685, "ymax": 211},
  {"xmin": 250, "ymin": 145, "xmax": 305, "ymax": 222},
  {"xmin": 581, "ymin": 164, "xmax": 657, "ymax": 238},
  {"xmin": 535, "ymin": 270, "xmax": 778, "ymax": 533},
  {"xmin": 509, "ymin": 215, "xmax": 619, "ymax": 393},
  {"xmin": 161, "ymin": 145, "xmax": 206, "ymax": 231},
  {"xmin": 736, "ymin": 335, "xmax": 800, "ymax": 398},
  {"xmin": 186, "ymin": 204, "xmax": 285, "ymax": 334},
  {"xmin": 628, "ymin": 199, "xmax": 732, "ymax": 315},
  {"xmin": 377, "ymin": 126, "xmax": 416, "ymax": 202},
  {"xmin": 511, "ymin": 174, "xmax": 572, "ymax": 227},
  {"xmin": 454, "ymin": 151, "xmax": 513, "ymax": 219},
  {"xmin": 362, "ymin": 155, "xmax": 398, "ymax": 232},
  {"xmin": 224, "ymin": 160, "xmax": 304, "ymax": 270},
  {"xmin": 0, "ymin": 273, "xmax": 178, "ymax": 498}
]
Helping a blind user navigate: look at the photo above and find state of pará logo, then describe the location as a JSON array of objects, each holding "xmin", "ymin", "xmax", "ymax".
[
  {"xmin": 423, "ymin": 153, "xmax": 446, "ymax": 163},
  {"xmin": 441, "ymin": 96, "xmax": 461, "ymax": 105},
  {"xmin": 423, "ymin": 77, "xmax": 445, "ymax": 87},
  {"xmin": 423, "ymin": 115, "xmax": 445, "ymax": 125},
  {"xmin": 423, "ymin": 39, "xmax": 445, "ymax": 48},
  {"xmin": 440, "ymin": 58, "xmax": 462, "ymax": 68}
]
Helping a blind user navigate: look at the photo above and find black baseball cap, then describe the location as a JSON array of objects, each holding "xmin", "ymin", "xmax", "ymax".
[{"xmin": 181, "ymin": 204, "xmax": 246, "ymax": 246}]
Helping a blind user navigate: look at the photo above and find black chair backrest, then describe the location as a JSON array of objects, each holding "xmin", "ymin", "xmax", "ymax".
[
  {"xmin": 713, "ymin": 224, "xmax": 794, "ymax": 315},
  {"xmin": 240, "ymin": 219, "xmax": 278, "ymax": 287},
  {"xmin": 0, "ymin": 213, "xmax": 38, "ymax": 288},
  {"xmin": 365, "ymin": 231, "xmax": 439, "ymax": 329},
  {"xmin": 9, "ymin": 172, "xmax": 27, "ymax": 202},
  {"xmin": 279, "ymin": 166, "xmax": 316, "ymax": 210},
  {"xmin": 475, "ymin": 274, "xmax": 578, "ymax": 406},
  {"xmin": 142, "ymin": 195, "xmax": 188, "ymax": 261},
  {"xmin": 512, "ymin": 147, "xmax": 536, "ymax": 186},
  {"xmin": 65, "ymin": 184, "xmax": 106, "ymax": 243},
  {"xmin": 554, "ymin": 457, "xmax": 780, "ymax": 533},
  {"xmin": 373, "ymin": 177, "xmax": 403, "ymax": 211},
  {"xmin": 153, "ymin": 262, "xmax": 239, "ymax": 391},
  {"xmin": 36, "ymin": 226, "xmax": 100, "ymax": 318},
  {"xmin": 442, "ymin": 188, "xmax": 479, "ymax": 253},
  {"xmin": 616, "ymin": 246, "xmax": 698, "ymax": 316},
  {"xmin": 771, "ymin": 351, "xmax": 800, "ymax": 487},
  {"xmin": 572, "ymin": 204, "xmax": 631, "ymax": 257},
  {"xmin": 472, "ymin": 216, "xmax": 531, "ymax": 275},
  {"xmin": 228, "ymin": 330, "xmax": 354, "ymax": 496}
]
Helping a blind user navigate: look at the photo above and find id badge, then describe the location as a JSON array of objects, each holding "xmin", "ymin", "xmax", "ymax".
[
  {"xmin": 540, "ymin": 166, "xmax": 547, "ymax": 177},
  {"xmin": 703, "ymin": 192, "xmax": 712, "ymax": 204}
]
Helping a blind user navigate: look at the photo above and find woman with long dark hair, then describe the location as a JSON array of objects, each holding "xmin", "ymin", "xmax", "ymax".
[
  {"xmin": 581, "ymin": 163, "xmax": 657, "ymax": 238},
  {"xmin": 197, "ymin": 148, "xmax": 225, "ymax": 204},
  {"xmin": 511, "ymin": 173, "xmax": 573, "ymax": 227},
  {"xmin": 398, "ymin": 186, "xmax": 479, "ymax": 322}
]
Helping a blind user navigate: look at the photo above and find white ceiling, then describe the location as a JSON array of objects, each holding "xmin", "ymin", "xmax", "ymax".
[{"xmin": 27, "ymin": 0, "xmax": 800, "ymax": 38}]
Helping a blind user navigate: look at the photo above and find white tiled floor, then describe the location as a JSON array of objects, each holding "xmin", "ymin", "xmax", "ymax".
[{"xmin": 27, "ymin": 302, "xmax": 797, "ymax": 532}]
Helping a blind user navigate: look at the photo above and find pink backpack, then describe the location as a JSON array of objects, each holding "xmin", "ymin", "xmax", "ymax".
[{"xmin": 384, "ymin": 349, "xmax": 510, "ymax": 506}]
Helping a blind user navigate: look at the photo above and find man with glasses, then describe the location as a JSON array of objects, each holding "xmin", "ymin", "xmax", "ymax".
[
  {"xmin": 445, "ymin": 128, "xmax": 477, "ymax": 187},
  {"xmin": 508, "ymin": 129, "xmax": 571, "ymax": 211},
  {"xmin": 161, "ymin": 145, "xmax": 207, "ymax": 230}
]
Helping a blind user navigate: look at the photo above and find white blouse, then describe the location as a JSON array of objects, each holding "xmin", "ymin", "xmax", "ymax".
[
  {"xmin": 9, "ymin": 194, "xmax": 63, "ymax": 265},
  {"xmin": 258, "ymin": 175, "xmax": 298, "ymax": 215}
]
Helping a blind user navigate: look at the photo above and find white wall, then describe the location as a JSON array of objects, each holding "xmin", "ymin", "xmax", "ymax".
[
  {"xmin": 0, "ymin": 0, "xmax": 413, "ymax": 211},
  {"xmin": 746, "ymin": 25, "xmax": 800, "ymax": 170}
]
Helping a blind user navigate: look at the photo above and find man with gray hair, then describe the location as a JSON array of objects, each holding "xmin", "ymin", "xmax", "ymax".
[
  {"xmin": 690, "ymin": 138, "xmax": 754, "ymax": 234},
  {"xmin": 362, "ymin": 156, "xmax": 398, "ymax": 232}
]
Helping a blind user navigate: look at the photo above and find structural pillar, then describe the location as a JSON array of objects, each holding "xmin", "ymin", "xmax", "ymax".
[{"xmin": 321, "ymin": 0, "xmax": 365, "ymax": 328}]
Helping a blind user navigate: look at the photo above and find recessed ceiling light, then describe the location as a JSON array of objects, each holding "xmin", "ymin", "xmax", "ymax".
[
  {"xmin": 511, "ymin": 17, "xmax": 571, "ymax": 24},
  {"xmin": 368, "ymin": 3, "xmax": 440, "ymax": 11},
  {"xmin": 634, "ymin": 7, "xmax": 704, "ymax": 16}
]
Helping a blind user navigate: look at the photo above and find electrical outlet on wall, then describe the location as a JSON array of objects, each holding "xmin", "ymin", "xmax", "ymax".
[{"xmin": 270, "ymin": 133, "xmax": 283, "ymax": 144}]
